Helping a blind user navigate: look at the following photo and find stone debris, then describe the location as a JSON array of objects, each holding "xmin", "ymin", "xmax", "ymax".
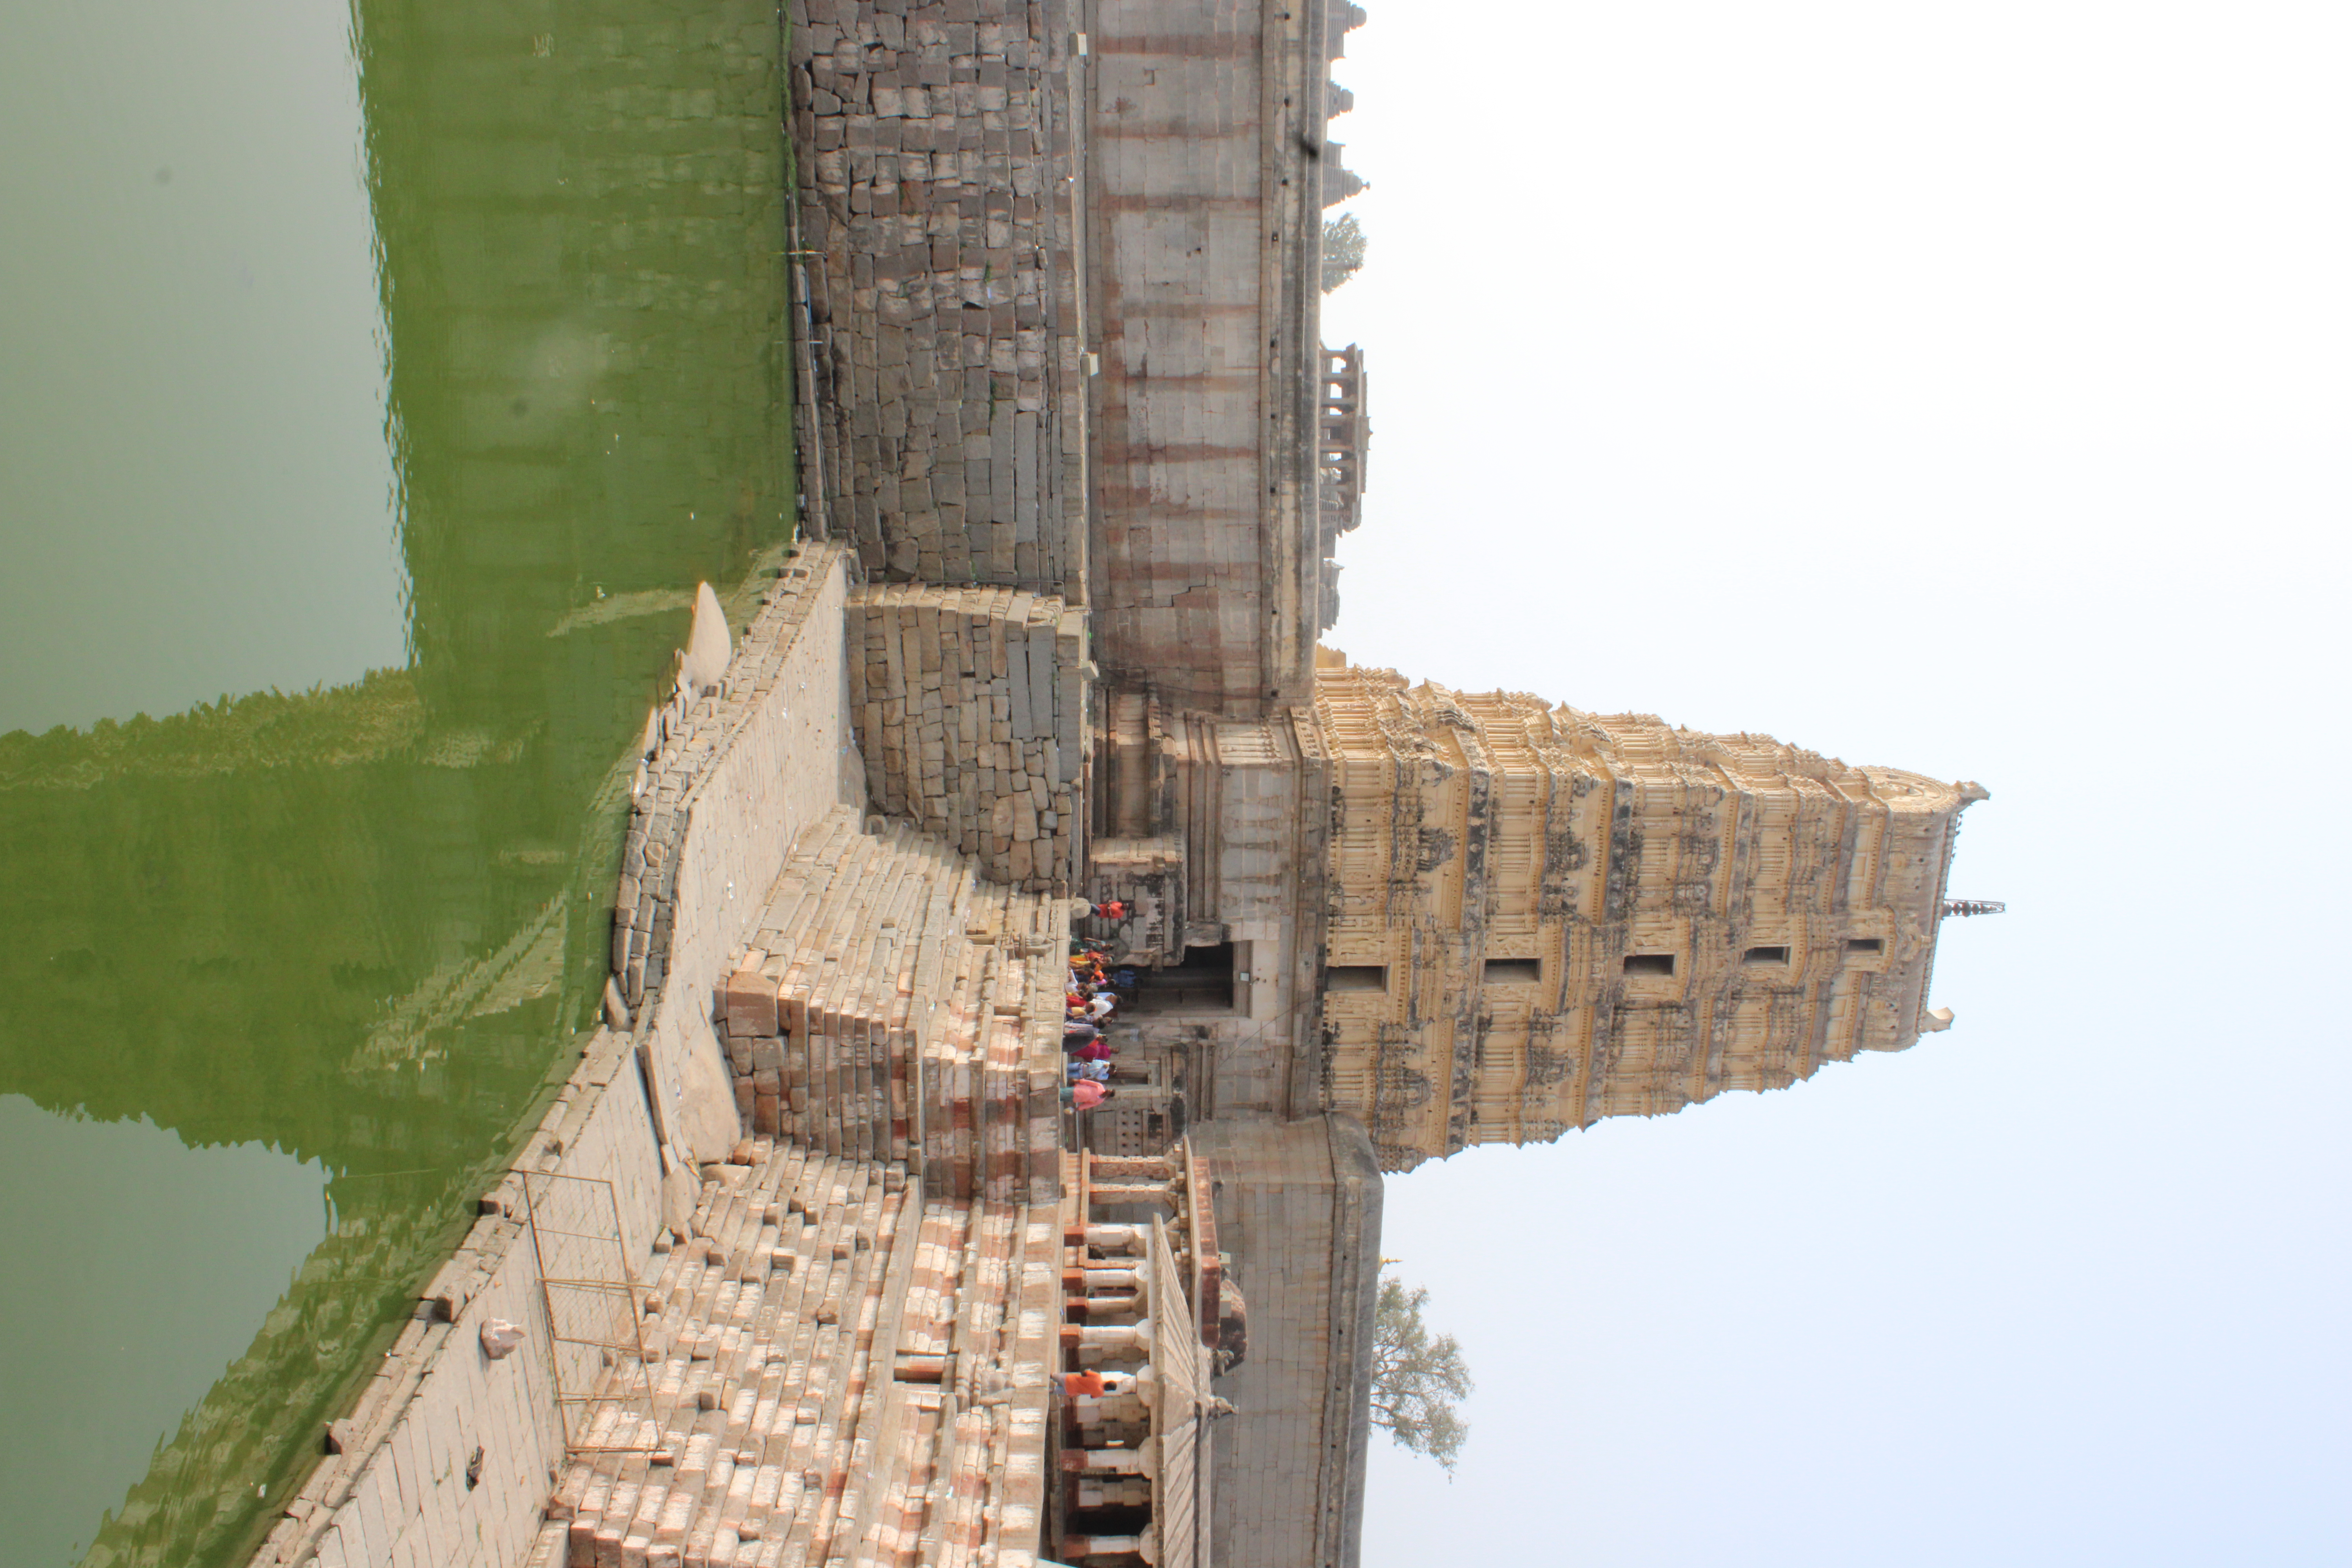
[
  {"xmin": 846, "ymin": 583, "xmax": 1091, "ymax": 891},
  {"xmin": 480, "ymin": 1319, "xmax": 527, "ymax": 1361},
  {"xmin": 526, "ymin": 1143, "xmax": 1060, "ymax": 1568}
]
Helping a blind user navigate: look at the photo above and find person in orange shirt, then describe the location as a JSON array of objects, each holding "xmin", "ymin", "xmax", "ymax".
[{"xmin": 1062, "ymin": 1080, "xmax": 1113, "ymax": 1110}]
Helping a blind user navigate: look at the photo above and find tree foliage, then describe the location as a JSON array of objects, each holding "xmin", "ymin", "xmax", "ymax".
[
  {"xmin": 1369, "ymin": 1274, "xmax": 1472, "ymax": 1474},
  {"xmin": 1321, "ymin": 212, "xmax": 1367, "ymax": 294}
]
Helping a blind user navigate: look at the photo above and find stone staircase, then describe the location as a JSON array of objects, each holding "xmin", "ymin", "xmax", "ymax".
[
  {"xmin": 528, "ymin": 808, "xmax": 1074, "ymax": 1567},
  {"xmin": 527, "ymin": 1141, "xmax": 1059, "ymax": 1568},
  {"xmin": 715, "ymin": 806, "xmax": 1068, "ymax": 1205}
]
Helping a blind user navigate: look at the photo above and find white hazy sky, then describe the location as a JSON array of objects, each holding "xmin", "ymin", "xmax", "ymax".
[{"xmin": 1318, "ymin": 4, "xmax": 2351, "ymax": 1565}]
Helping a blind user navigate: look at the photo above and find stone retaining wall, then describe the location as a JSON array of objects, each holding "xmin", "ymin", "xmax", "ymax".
[
  {"xmin": 249, "ymin": 1028, "xmax": 665, "ymax": 1568},
  {"xmin": 612, "ymin": 545, "xmax": 864, "ymax": 1169},
  {"xmin": 789, "ymin": 0, "xmax": 1087, "ymax": 594},
  {"xmin": 846, "ymin": 582, "xmax": 1090, "ymax": 890},
  {"xmin": 254, "ymin": 547, "xmax": 864, "ymax": 1566}
]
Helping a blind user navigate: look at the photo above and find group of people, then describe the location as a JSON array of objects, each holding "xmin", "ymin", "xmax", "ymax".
[{"xmin": 1061, "ymin": 936, "xmax": 1136, "ymax": 1111}]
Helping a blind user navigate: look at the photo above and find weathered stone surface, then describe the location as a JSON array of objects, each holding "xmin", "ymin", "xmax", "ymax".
[
  {"xmin": 476, "ymin": 1319, "xmax": 525, "ymax": 1361},
  {"xmin": 793, "ymin": 0, "xmax": 1084, "ymax": 600},
  {"xmin": 681, "ymin": 581, "xmax": 733, "ymax": 695},
  {"xmin": 845, "ymin": 582, "xmax": 1087, "ymax": 892}
]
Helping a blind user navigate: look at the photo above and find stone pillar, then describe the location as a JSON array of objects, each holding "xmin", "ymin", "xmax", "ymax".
[
  {"xmin": 1071, "ymin": 1392, "xmax": 1151, "ymax": 1430},
  {"xmin": 1084, "ymin": 1223, "xmax": 1149, "ymax": 1255},
  {"xmin": 1083, "ymin": 1267, "xmax": 1145, "ymax": 1292},
  {"xmin": 1076, "ymin": 1322, "xmax": 1151, "ymax": 1353},
  {"xmin": 1089, "ymin": 1154, "xmax": 1178, "ymax": 1181},
  {"xmin": 1060, "ymin": 1441, "xmax": 1157, "ymax": 1475},
  {"xmin": 1076, "ymin": 1478, "xmax": 1152, "ymax": 1509}
]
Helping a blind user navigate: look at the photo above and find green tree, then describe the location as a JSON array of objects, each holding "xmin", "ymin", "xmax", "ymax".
[
  {"xmin": 1369, "ymin": 1274, "xmax": 1473, "ymax": 1474},
  {"xmin": 1321, "ymin": 211, "xmax": 1367, "ymax": 294}
]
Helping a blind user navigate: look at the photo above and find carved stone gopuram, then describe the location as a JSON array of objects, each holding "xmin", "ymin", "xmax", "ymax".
[{"xmin": 1313, "ymin": 657, "xmax": 1986, "ymax": 1168}]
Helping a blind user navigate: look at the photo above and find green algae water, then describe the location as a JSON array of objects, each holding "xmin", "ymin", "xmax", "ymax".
[{"xmin": 0, "ymin": 1, "xmax": 793, "ymax": 1562}]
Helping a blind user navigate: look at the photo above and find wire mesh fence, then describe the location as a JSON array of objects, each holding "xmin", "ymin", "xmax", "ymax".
[{"xmin": 519, "ymin": 1169, "xmax": 664, "ymax": 1454}]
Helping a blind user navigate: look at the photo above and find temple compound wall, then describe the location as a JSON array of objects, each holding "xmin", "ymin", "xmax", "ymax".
[
  {"xmin": 1312, "ymin": 654, "xmax": 1988, "ymax": 1170},
  {"xmin": 1186, "ymin": 1117, "xmax": 1381, "ymax": 1568},
  {"xmin": 789, "ymin": 0, "xmax": 1365, "ymax": 708},
  {"xmin": 1082, "ymin": 0, "xmax": 1343, "ymax": 715}
]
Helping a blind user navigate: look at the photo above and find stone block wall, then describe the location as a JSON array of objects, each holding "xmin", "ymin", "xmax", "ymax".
[
  {"xmin": 788, "ymin": 0, "xmax": 1087, "ymax": 593},
  {"xmin": 611, "ymin": 545, "xmax": 852, "ymax": 1020},
  {"xmin": 846, "ymin": 581, "xmax": 1091, "ymax": 891},
  {"xmin": 1086, "ymin": 0, "xmax": 1282, "ymax": 715},
  {"xmin": 1188, "ymin": 1115, "xmax": 1382, "ymax": 1568}
]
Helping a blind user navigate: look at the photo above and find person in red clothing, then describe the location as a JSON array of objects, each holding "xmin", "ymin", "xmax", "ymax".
[
  {"xmin": 1063, "ymin": 1370, "xmax": 1107, "ymax": 1398},
  {"xmin": 1062, "ymin": 1080, "xmax": 1112, "ymax": 1110},
  {"xmin": 1069, "ymin": 1038, "xmax": 1113, "ymax": 1062}
]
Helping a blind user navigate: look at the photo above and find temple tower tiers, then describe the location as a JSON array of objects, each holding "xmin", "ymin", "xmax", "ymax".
[{"xmin": 1313, "ymin": 651, "xmax": 1988, "ymax": 1172}]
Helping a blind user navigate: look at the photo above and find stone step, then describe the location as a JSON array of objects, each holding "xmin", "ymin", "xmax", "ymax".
[{"xmin": 541, "ymin": 1107, "xmax": 1061, "ymax": 1568}]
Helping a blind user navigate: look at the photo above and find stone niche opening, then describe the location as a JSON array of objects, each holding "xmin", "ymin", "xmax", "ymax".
[
  {"xmin": 1130, "ymin": 942, "xmax": 1238, "ymax": 1014},
  {"xmin": 1483, "ymin": 958, "xmax": 1541, "ymax": 984},
  {"xmin": 1324, "ymin": 964, "xmax": 1389, "ymax": 993},
  {"xmin": 1623, "ymin": 953, "xmax": 1677, "ymax": 977},
  {"xmin": 1742, "ymin": 945, "xmax": 1791, "ymax": 966}
]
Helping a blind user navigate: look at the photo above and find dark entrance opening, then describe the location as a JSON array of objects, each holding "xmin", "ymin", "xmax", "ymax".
[{"xmin": 1129, "ymin": 942, "xmax": 1236, "ymax": 1014}]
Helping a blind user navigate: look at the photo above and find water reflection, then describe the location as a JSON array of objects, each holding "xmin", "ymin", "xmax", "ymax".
[
  {"xmin": 0, "ymin": 0, "xmax": 792, "ymax": 1562},
  {"xmin": 0, "ymin": 0, "xmax": 406, "ymax": 738},
  {"xmin": 0, "ymin": 1098, "xmax": 329, "ymax": 1568}
]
